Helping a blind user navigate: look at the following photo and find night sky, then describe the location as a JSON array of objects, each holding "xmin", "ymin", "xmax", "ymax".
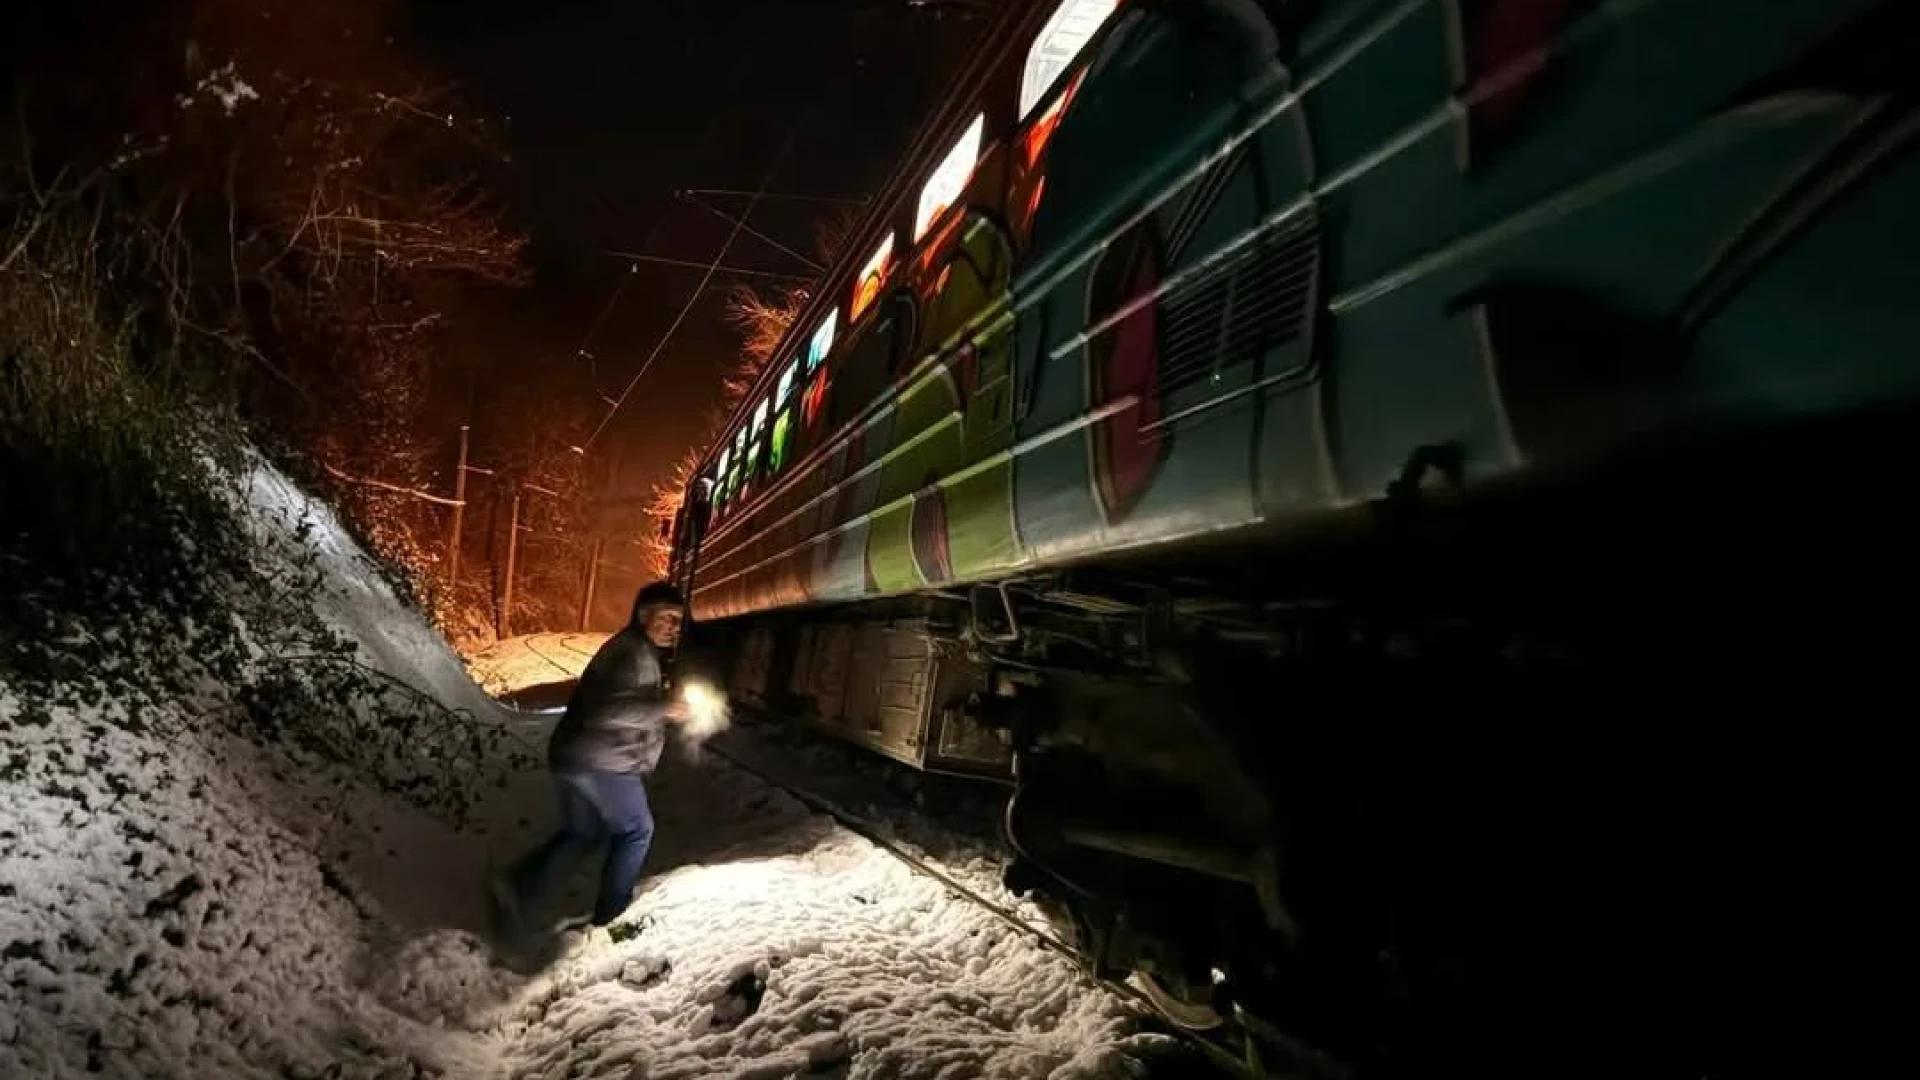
[{"xmin": 401, "ymin": 0, "xmax": 989, "ymax": 499}]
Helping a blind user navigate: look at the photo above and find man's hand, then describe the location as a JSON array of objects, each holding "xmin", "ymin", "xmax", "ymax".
[{"xmin": 661, "ymin": 699, "xmax": 692, "ymax": 724}]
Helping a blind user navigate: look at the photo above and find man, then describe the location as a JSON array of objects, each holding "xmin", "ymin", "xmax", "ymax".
[{"xmin": 491, "ymin": 581, "xmax": 690, "ymax": 939}]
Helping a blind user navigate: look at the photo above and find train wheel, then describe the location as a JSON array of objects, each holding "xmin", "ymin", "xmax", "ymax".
[{"xmin": 1128, "ymin": 969, "xmax": 1225, "ymax": 1031}]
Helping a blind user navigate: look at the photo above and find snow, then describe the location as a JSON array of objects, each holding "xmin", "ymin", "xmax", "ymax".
[
  {"xmin": 482, "ymin": 759, "xmax": 1159, "ymax": 1080},
  {"xmin": 704, "ymin": 718, "xmax": 1056, "ymax": 935},
  {"xmin": 1, "ymin": 453, "xmax": 1183, "ymax": 1079},
  {"xmin": 464, "ymin": 631, "xmax": 608, "ymax": 700}
]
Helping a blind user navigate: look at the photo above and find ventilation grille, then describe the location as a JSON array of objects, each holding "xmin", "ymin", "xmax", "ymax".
[{"xmin": 1157, "ymin": 212, "xmax": 1320, "ymax": 394}]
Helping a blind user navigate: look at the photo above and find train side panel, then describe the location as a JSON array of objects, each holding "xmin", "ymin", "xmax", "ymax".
[{"xmin": 687, "ymin": 0, "xmax": 1920, "ymax": 621}]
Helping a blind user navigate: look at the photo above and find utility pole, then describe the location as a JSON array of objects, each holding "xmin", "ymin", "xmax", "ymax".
[
  {"xmin": 499, "ymin": 482, "xmax": 559, "ymax": 640},
  {"xmin": 446, "ymin": 424, "xmax": 470, "ymax": 589},
  {"xmin": 579, "ymin": 536, "xmax": 606, "ymax": 632},
  {"xmin": 500, "ymin": 488, "xmax": 522, "ymax": 639}
]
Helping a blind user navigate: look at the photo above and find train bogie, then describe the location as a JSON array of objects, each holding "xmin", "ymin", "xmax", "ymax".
[{"xmin": 723, "ymin": 615, "xmax": 1016, "ymax": 780}]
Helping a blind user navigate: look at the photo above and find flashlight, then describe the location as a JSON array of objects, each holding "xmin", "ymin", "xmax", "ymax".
[{"xmin": 679, "ymin": 678, "xmax": 731, "ymax": 742}]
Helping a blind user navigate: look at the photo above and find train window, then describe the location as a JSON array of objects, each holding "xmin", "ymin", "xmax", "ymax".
[
  {"xmin": 1020, "ymin": 67, "xmax": 1082, "ymax": 170},
  {"xmin": 1020, "ymin": 0, "xmax": 1116, "ymax": 120},
  {"xmin": 715, "ymin": 445, "xmax": 732, "ymax": 503},
  {"xmin": 748, "ymin": 397, "xmax": 770, "ymax": 479},
  {"xmin": 801, "ymin": 310, "xmax": 838, "ymax": 428},
  {"xmin": 915, "ymin": 113, "xmax": 984, "ymax": 241},
  {"xmin": 805, "ymin": 310, "xmax": 837, "ymax": 372},
  {"xmin": 697, "ymin": 469, "xmax": 717, "ymax": 526},
  {"xmin": 803, "ymin": 367, "xmax": 830, "ymax": 428},
  {"xmin": 770, "ymin": 361, "xmax": 799, "ymax": 471},
  {"xmin": 776, "ymin": 360, "xmax": 798, "ymax": 405},
  {"xmin": 770, "ymin": 409, "xmax": 794, "ymax": 472},
  {"xmin": 851, "ymin": 233, "xmax": 895, "ymax": 322}
]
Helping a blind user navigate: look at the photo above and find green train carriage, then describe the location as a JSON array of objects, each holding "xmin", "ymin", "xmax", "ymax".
[{"xmin": 667, "ymin": 0, "xmax": 1918, "ymax": 1072}]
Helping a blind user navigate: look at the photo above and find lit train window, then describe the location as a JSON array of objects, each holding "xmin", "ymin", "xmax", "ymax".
[
  {"xmin": 748, "ymin": 397, "xmax": 769, "ymax": 478},
  {"xmin": 805, "ymin": 310, "xmax": 837, "ymax": 371},
  {"xmin": 801, "ymin": 309, "xmax": 837, "ymax": 429},
  {"xmin": 915, "ymin": 113, "xmax": 984, "ymax": 241},
  {"xmin": 1020, "ymin": 0, "xmax": 1116, "ymax": 120},
  {"xmin": 715, "ymin": 445, "xmax": 732, "ymax": 502},
  {"xmin": 803, "ymin": 379, "xmax": 827, "ymax": 427},
  {"xmin": 770, "ymin": 411, "xmax": 793, "ymax": 472},
  {"xmin": 851, "ymin": 234, "xmax": 895, "ymax": 322},
  {"xmin": 770, "ymin": 360, "xmax": 799, "ymax": 472}
]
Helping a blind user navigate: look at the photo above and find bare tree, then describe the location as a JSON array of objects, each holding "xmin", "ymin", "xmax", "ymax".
[{"xmin": 3, "ymin": 0, "xmax": 532, "ymax": 639}]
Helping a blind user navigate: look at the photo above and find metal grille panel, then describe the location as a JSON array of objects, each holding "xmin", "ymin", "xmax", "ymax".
[{"xmin": 1158, "ymin": 213, "xmax": 1320, "ymax": 395}]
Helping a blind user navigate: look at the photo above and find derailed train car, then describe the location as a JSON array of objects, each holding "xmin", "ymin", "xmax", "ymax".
[{"xmin": 667, "ymin": 0, "xmax": 1918, "ymax": 1073}]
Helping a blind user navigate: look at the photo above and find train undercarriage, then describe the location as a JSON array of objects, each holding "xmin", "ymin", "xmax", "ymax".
[{"xmin": 684, "ymin": 401, "xmax": 1908, "ymax": 1078}]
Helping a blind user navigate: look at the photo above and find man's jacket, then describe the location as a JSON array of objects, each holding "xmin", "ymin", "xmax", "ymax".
[{"xmin": 548, "ymin": 628, "xmax": 671, "ymax": 775}]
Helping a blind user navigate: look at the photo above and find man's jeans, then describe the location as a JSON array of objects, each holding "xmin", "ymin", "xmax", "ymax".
[{"xmin": 507, "ymin": 769, "xmax": 656, "ymax": 927}]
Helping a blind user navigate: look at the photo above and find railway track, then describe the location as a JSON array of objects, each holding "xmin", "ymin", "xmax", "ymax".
[
  {"xmin": 521, "ymin": 633, "xmax": 604, "ymax": 679},
  {"xmin": 702, "ymin": 732, "xmax": 1344, "ymax": 1080}
]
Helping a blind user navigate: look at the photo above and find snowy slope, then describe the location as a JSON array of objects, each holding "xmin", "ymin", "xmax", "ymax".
[{"xmin": 1, "ymin": 454, "xmax": 1178, "ymax": 1079}]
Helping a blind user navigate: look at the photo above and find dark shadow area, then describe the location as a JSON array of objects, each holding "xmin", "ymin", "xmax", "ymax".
[{"xmin": 499, "ymin": 679, "xmax": 576, "ymax": 711}]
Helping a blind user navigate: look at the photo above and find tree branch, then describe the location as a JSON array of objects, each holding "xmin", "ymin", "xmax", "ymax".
[{"xmin": 317, "ymin": 460, "xmax": 464, "ymax": 507}]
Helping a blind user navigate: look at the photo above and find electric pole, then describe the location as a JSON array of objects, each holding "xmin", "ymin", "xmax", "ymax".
[
  {"xmin": 499, "ymin": 482, "xmax": 559, "ymax": 640},
  {"xmin": 447, "ymin": 424, "xmax": 470, "ymax": 589},
  {"xmin": 579, "ymin": 536, "xmax": 606, "ymax": 632}
]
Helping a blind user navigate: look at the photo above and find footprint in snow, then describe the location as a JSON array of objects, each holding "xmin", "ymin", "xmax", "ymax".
[{"xmin": 706, "ymin": 969, "xmax": 768, "ymax": 1030}]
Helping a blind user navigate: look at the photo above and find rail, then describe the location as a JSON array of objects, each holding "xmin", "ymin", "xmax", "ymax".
[{"xmin": 704, "ymin": 727, "xmax": 1332, "ymax": 1080}]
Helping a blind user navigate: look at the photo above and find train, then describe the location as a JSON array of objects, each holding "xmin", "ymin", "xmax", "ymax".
[{"xmin": 663, "ymin": 1, "xmax": 1919, "ymax": 1075}]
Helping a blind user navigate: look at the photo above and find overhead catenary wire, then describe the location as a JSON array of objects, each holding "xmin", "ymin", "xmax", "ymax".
[
  {"xmin": 598, "ymin": 248, "xmax": 816, "ymax": 283},
  {"xmin": 559, "ymin": 75, "xmax": 731, "ymax": 388},
  {"xmin": 676, "ymin": 189, "xmax": 826, "ymax": 273},
  {"xmin": 578, "ymin": 118, "xmax": 804, "ymax": 454},
  {"xmin": 580, "ymin": 2, "xmax": 1029, "ymax": 461},
  {"xmin": 571, "ymin": 203, "xmax": 668, "ymax": 379},
  {"xmin": 679, "ymin": 187, "xmax": 866, "ymax": 205}
]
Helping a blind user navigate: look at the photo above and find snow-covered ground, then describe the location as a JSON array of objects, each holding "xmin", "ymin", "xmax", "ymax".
[
  {"xmin": 464, "ymin": 632, "xmax": 609, "ymax": 699},
  {"xmin": 1, "ymin": 455, "xmax": 1188, "ymax": 1079},
  {"xmin": 704, "ymin": 716, "xmax": 1057, "ymax": 935}
]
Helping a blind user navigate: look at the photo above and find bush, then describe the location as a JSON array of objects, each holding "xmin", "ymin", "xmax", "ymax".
[{"xmin": 0, "ymin": 213, "xmax": 248, "ymax": 638}]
